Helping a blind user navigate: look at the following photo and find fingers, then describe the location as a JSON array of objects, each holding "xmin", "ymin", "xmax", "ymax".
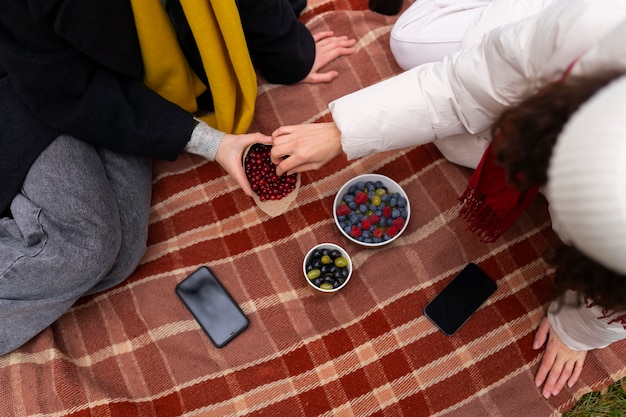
[
  {"xmin": 533, "ymin": 317, "xmax": 550, "ymax": 350},
  {"xmin": 312, "ymin": 31, "xmax": 335, "ymax": 42},
  {"xmin": 534, "ymin": 344, "xmax": 556, "ymax": 392},
  {"xmin": 532, "ymin": 316, "xmax": 588, "ymax": 399},
  {"xmin": 568, "ymin": 356, "xmax": 585, "ymax": 388},
  {"xmin": 303, "ymin": 71, "xmax": 339, "ymax": 84},
  {"xmin": 271, "ymin": 125, "xmax": 297, "ymax": 138}
]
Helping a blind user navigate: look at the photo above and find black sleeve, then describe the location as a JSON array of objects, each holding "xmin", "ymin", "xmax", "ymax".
[
  {"xmin": 236, "ymin": 0, "xmax": 315, "ymax": 85},
  {"xmin": 0, "ymin": 0, "xmax": 195, "ymax": 161}
]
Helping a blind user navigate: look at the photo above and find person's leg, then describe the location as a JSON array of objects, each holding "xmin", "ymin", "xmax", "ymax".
[
  {"xmin": 390, "ymin": 0, "xmax": 491, "ymax": 70},
  {"xmin": 85, "ymin": 146, "xmax": 152, "ymax": 294},
  {"xmin": 432, "ymin": 130, "xmax": 491, "ymax": 169},
  {"xmin": 0, "ymin": 135, "xmax": 151, "ymax": 355}
]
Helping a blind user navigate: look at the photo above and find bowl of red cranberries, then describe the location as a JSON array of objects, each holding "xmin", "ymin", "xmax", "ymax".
[
  {"xmin": 244, "ymin": 143, "xmax": 298, "ymax": 201},
  {"xmin": 333, "ymin": 174, "xmax": 410, "ymax": 247},
  {"xmin": 303, "ymin": 243, "xmax": 352, "ymax": 296}
]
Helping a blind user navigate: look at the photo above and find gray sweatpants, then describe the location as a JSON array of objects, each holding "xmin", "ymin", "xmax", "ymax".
[{"xmin": 0, "ymin": 135, "xmax": 152, "ymax": 355}]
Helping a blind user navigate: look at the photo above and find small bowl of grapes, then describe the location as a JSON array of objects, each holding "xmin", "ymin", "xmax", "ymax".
[
  {"xmin": 303, "ymin": 243, "xmax": 352, "ymax": 296},
  {"xmin": 333, "ymin": 174, "xmax": 410, "ymax": 247}
]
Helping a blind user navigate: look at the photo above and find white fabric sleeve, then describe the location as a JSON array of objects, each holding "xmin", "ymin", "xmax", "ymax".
[
  {"xmin": 547, "ymin": 290, "xmax": 626, "ymax": 351},
  {"xmin": 329, "ymin": 0, "xmax": 626, "ymax": 161},
  {"xmin": 183, "ymin": 120, "xmax": 224, "ymax": 161}
]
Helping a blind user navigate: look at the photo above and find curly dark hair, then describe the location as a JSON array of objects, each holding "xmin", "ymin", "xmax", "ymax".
[
  {"xmin": 492, "ymin": 75, "xmax": 619, "ymax": 191},
  {"xmin": 491, "ymin": 73, "xmax": 626, "ymax": 310},
  {"xmin": 546, "ymin": 246, "xmax": 626, "ymax": 311}
]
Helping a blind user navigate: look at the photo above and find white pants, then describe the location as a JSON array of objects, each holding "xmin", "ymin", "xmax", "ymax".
[{"xmin": 390, "ymin": 0, "xmax": 492, "ymax": 70}]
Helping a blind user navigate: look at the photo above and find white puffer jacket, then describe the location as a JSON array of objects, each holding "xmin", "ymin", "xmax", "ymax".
[
  {"xmin": 330, "ymin": 0, "xmax": 626, "ymax": 161},
  {"xmin": 329, "ymin": 0, "xmax": 626, "ymax": 351}
]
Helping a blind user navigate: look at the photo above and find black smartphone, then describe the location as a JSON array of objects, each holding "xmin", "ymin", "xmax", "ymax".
[
  {"xmin": 175, "ymin": 266, "xmax": 249, "ymax": 348},
  {"xmin": 424, "ymin": 263, "xmax": 497, "ymax": 336}
]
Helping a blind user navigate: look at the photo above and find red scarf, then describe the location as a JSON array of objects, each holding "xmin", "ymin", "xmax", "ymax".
[
  {"xmin": 458, "ymin": 140, "xmax": 540, "ymax": 243},
  {"xmin": 459, "ymin": 61, "xmax": 577, "ymax": 242}
]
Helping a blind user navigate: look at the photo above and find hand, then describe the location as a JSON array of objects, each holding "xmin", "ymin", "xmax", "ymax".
[
  {"xmin": 300, "ymin": 31, "xmax": 357, "ymax": 84},
  {"xmin": 270, "ymin": 122, "xmax": 343, "ymax": 175},
  {"xmin": 533, "ymin": 317, "xmax": 588, "ymax": 399},
  {"xmin": 215, "ymin": 132, "xmax": 273, "ymax": 196}
]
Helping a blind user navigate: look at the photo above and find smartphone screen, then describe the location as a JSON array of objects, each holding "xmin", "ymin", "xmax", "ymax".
[
  {"xmin": 176, "ymin": 266, "xmax": 249, "ymax": 348},
  {"xmin": 424, "ymin": 263, "xmax": 497, "ymax": 336}
]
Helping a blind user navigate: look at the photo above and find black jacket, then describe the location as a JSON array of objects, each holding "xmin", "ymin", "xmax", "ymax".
[{"xmin": 0, "ymin": 0, "xmax": 314, "ymax": 215}]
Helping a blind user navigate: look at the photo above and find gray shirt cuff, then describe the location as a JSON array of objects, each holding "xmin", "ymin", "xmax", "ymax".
[{"xmin": 184, "ymin": 121, "xmax": 225, "ymax": 161}]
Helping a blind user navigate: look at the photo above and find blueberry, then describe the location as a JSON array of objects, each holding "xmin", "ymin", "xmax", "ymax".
[
  {"xmin": 359, "ymin": 204, "xmax": 368, "ymax": 213},
  {"xmin": 355, "ymin": 182, "xmax": 365, "ymax": 190}
]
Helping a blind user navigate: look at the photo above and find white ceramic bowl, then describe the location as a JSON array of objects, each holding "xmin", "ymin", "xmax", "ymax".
[
  {"xmin": 303, "ymin": 243, "xmax": 352, "ymax": 296},
  {"xmin": 333, "ymin": 174, "xmax": 410, "ymax": 247}
]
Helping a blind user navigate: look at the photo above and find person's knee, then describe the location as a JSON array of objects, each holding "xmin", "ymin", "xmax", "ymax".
[{"xmin": 57, "ymin": 213, "xmax": 124, "ymax": 295}]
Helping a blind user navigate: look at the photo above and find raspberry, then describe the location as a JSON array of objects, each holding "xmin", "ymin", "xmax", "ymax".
[
  {"xmin": 369, "ymin": 214, "xmax": 380, "ymax": 224},
  {"xmin": 392, "ymin": 217, "xmax": 404, "ymax": 229},
  {"xmin": 336, "ymin": 203, "xmax": 351, "ymax": 217},
  {"xmin": 385, "ymin": 225, "xmax": 399, "ymax": 238},
  {"xmin": 354, "ymin": 191, "xmax": 368, "ymax": 205},
  {"xmin": 361, "ymin": 219, "xmax": 371, "ymax": 230},
  {"xmin": 349, "ymin": 225, "xmax": 362, "ymax": 238},
  {"xmin": 382, "ymin": 206, "xmax": 392, "ymax": 218},
  {"xmin": 372, "ymin": 227, "xmax": 384, "ymax": 238}
]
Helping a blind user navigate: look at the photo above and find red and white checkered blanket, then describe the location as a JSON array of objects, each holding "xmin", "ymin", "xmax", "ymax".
[{"xmin": 2, "ymin": 1, "xmax": 625, "ymax": 416}]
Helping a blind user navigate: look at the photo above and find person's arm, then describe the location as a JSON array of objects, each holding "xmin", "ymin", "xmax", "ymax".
[
  {"xmin": 0, "ymin": 1, "xmax": 194, "ymax": 161},
  {"xmin": 532, "ymin": 291, "xmax": 626, "ymax": 398},
  {"xmin": 185, "ymin": 121, "xmax": 273, "ymax": 196},
  {"xmin": 331, "ymin": 0, "xmax": 626, "ymax": 160},
  {"xmin": 236, "ymin": 0, "xmax": 355, "ymax": 84},
  {"xmin": 547, "ymin": 291, "xmax": 626, "ymax": 351}
]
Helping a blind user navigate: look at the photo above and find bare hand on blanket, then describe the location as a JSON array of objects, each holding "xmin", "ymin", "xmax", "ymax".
[
  {"xmin": 533, "ymin": 317, "xmax": 588, "ymax": 399},
  {"xmin": 270, "ymin": 122, "xmax": 343, "ymax": 175},
  {"xmin": 215, "ymin": 132, "xmax": 273, "ymax": 196},
  {"xmin": 300, "ymin": 31, "xmax": 357, "ymax": 84}
]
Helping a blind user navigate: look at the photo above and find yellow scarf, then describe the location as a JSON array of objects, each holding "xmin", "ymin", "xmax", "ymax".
[{"xmin": 130, "ymin": 0, "xmax": 256, "ymax": 134}]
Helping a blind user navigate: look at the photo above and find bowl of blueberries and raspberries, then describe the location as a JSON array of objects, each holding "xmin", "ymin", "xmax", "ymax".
[{"xmin": 333, "ymin": 173, "xmax": 410, "ymax": 247}]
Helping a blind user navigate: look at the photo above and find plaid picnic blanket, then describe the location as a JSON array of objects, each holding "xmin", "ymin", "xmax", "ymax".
[{"xmin": 2, "ymin": 1, "xmax": 626, "ymax": 416}]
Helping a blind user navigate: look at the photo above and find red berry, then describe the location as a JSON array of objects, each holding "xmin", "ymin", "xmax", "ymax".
[
  {"xmin": 354, "ymin": 191, "xmax": 368, "ymax": 205},
  {"xmin": 382, "ymin": 206, "xmax": 392, "ymax": 218},
  {"xmin": 244, "ymin": 143, "xmax": 297, "ymax": 201},
  {"xmin": 361, "ymin": 219, "xmax": 371, "ymax": 230},
  {"xmin": 349, "ymin": 225, "xmax": 362, "ymax": 238},
  {"xmin": 369, "ymin": 214, "xmax": 380, "ymax": 224},
  {"xmin": 386, "ymin": 225, "xmax": 399, "ymax": 238},
  {"xmin": 373, "ymin": 227, "xmax": 384, "ymax": 238},
  {"xmin": 336, "ymin": 203, "xmax": 351, "ymax": 217},
  {"xmin": 392, "ymin": 217, "xmax": 404, "ymax": 229}
]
